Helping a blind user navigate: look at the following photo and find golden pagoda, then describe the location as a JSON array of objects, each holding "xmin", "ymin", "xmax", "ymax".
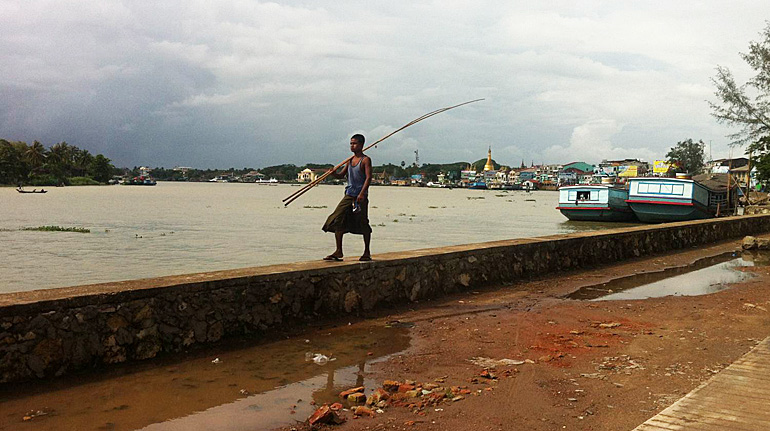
[{"xmin": 483, "ymin": 146, "xmax": 494, "ymax": 171}]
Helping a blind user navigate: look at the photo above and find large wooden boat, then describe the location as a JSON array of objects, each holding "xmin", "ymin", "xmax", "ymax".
[
  {"xmin": 557, "ymin": 184, "xmax": 636, "ymax": 222},
  {"xmin": 625, "ymin": 174, "xmax": 733, "ymax": 223}
]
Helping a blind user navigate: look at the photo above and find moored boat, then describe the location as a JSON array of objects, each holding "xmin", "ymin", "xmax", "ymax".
[
  {"xmin": 625, "ymin": 174, "xmax": 733, "ymax": 223},
  {"xmin": 557, "ymin": 184, "xmax": 636, "ymax": 222},
  {"xmin": 122, "ymin": 175, "xmax": 157, "ymax": 186}
]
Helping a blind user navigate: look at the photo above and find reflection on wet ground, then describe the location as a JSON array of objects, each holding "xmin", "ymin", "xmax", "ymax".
[
  {"xmin": 0, "ymin": 324, "xmax": 410, "ymax": 431},
  {"xmin": 567, "ymin": 251, "xmax": 770, "ymax": 301}
]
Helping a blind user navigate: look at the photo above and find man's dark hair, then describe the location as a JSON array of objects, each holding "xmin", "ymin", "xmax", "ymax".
[{"xmin": 351, "ymin": 134, "xmax": 365, "ymax": 145}]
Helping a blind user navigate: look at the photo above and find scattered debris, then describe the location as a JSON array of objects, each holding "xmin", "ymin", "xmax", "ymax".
[
  {"xmin": 22, "ymin": 409, "xmax": 51, "ymax": 422},
  {"xmin": 304, "ymin": 352, "xmax": 332, "ymax": 365},
  {"xmin": 469, "ymin": 357, "xmax": 526, "ymax": 368},
  {"xmin": 596, "ymin": 322, "xmax": 622, "ymax": 329},
  {"xmin": 743, "ymin": 303, "xmax": 768, "ymax": 311},
  {"xmin": 339, "ymin": 386, "xmax": 365, "ymax": 399},
  {"xmin": 308, "ymin": 405, "xmax": 344, "ymax": 426}
]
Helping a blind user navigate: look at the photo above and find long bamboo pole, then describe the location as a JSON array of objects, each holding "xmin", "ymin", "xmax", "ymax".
[{"xmin": 283, "ymin": 99, "xmax": 484, "ymax": 206}]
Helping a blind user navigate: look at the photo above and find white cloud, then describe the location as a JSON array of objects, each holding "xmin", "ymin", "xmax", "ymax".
[{"xmin": 543, "ymin": 119, "xmax": 656, "ymax": 164}]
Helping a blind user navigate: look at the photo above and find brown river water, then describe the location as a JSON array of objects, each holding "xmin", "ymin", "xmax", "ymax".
[{"xmin": 0, "ymin": 183, "xmax": 626, "ymax": 293}]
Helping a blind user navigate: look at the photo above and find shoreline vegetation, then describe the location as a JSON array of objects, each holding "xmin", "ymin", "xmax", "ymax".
[
  {"xmin": 0, "ymin": 226, "xmax": 91, "ymax": 233},
  {"xmin": 23, "ymin": 226, "xmax": 90, "ymax": 233},
  {"xmin": 0, "ymin": 139, "xmax": 118, "ymax": 187}
]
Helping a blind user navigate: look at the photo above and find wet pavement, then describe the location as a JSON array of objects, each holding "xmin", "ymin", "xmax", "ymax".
[
  {"xmin": 566, "ymin": 250, "xmax": 769, "ymax": 301},
  {"xmin": 0, "ymin": 324, "xmax": 410, "ymax": 431}
]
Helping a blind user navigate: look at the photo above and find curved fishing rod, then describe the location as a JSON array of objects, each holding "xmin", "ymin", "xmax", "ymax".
[{"xmin": 283, "ymin": 98, "xmax": 484, "ymax": 206}]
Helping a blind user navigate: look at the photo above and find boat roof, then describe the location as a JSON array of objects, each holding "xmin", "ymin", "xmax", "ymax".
[
  {"xmin": 558, "ymin": 184, "xmax": 609, "ymax": 190},
  {"xmin": 628, "ymin": 173, "xmax": 732, "ymax": 192}
]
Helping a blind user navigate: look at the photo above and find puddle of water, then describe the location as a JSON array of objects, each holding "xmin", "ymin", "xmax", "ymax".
[
  {"xmin": 567, "ymin": 251, "xmax": 769, "ymax": 301},
  {"xmin": 0, "ymin": 324, "xmax": 410, "ymax": 431}
]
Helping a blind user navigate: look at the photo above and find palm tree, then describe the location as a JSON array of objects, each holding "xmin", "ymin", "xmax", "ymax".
[
  {"xmin": 73, "ymin": 149, "xmax": 93, "ymax": 177},
  {"xmin": 47, "ymin": 142, "xmax": 73, "ymax": 184},
  {"xmin": 24, "ymin": 141, "xmax": 47, "ymax": 174}
]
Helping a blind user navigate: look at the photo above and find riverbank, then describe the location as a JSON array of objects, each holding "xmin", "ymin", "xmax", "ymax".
[
  {"xmin": 2, "ymin": 214, "xmax": 768, "ymax": 385},
  {"xmin": 2, "ymin": 234, "xmax": 769, "ymax": 430},
  {"xmin": 287, "ymin": 235, "xmax": 770, "ymax": 431}
]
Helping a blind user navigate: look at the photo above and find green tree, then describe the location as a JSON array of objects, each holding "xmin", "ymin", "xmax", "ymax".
[
  {"xmin": 710, "ymin": 22, "xmax": 770, "ymax": 147},
  {"xmin": 666, "ymin": 139, "xmax": 706, "ymax": 175},
  {"xmin": 89, "ymin": 154, "xmax": 114, "ymax": 183},
  {"xmin": 0, "ymin": 140, "xmax": 27, "ymax": 184},
  {"xmin": 24, "ymin": 141, "xmax": 47, "ymax": 174},
  {"xmin": 47, "ymin": 141, "xmax": 73, "ymax": 183},
  {"xmin": 73, "ymin": 148, "xmax": 94, "ymax": 177}
]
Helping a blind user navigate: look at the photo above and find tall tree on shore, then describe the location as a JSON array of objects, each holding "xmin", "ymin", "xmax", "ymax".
[
  {"xmin": 710, "ymin": 22, "xmax": 770, "ymax": 149},
  {"xmin": 88, "ymin": 154, "xmax": 114, "ymax": 183},
  {"xmin": 73, "ymin": 148, "xmax": 93, "ymax": 177},
  {"xmin": 666, "ymin": 139, "xmax": 706, "ymax": 175},
  {"xmin": 47, "ymin": 141, "xmax": 73, "ymax": 183},
  {"xmin": 25, "ymin": 141, "xmax": 47, "ymax": 174},
  {"xmin": 0, "ymin": 140, "xmax": 27, "ymax": 184}
]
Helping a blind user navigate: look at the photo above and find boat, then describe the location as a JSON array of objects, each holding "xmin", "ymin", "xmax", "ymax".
[
  {"xmin": 122, "ymin": 175, "xmax": 157, "ymax": 186},
  {"xmin": 256, "ymin": 178, "xmax": 279, "ymax": 185},
  {"xmin": 469, "ymin": 181, "xmax": 487, "ymax": 190},
  {"xmin": 625, "ymin": 174, "xmax": 734, "ymax": 223},
  {"xmin": 16, "ymin": 187, "xmax": 47, "ymax": 194},
  {"xmin": 557, "ymin": 184, "xmax": 636, "ymax": 222}
]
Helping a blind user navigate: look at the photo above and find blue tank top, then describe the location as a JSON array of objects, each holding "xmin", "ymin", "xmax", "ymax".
[{"xmin": 345, "ymin": 157, "xmax": 367, "ymax": 197}]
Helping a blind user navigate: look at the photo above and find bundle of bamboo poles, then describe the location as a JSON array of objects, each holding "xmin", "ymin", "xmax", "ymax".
[{"xmin": 282, "ymin": 99, "xmax": 483, "ymax": 206}]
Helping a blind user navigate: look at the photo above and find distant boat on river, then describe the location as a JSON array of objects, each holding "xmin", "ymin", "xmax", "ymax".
[
  {"xmin": 122, "ymin": 176, "xmax": 157, "ymax": 186},
  {"xmin": 16, "ymin": 187, "xmax": 47, "ymax": 194},
  {"xmin": 256, "ymin": 178, "xmax": 279, "ymax": 185}
]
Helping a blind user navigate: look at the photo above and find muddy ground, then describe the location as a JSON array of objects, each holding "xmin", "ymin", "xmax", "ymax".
[{"xmin": 285, "ymin": 235, "xmax": 770, "ymax": 431}]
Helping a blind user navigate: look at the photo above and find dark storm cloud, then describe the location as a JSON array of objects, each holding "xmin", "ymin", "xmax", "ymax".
[{"xmin": 2, "ymin": 1, "xmax": 770, "ymax": 168}]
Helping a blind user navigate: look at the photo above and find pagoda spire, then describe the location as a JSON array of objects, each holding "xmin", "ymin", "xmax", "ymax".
[{"xmin": 484, "ymin": 146, "xmax": 494, "ymax": 171}]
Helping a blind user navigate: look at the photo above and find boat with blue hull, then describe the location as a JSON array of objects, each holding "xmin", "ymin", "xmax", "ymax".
[
  {"xmin": 557, "ymin": 184, "xmax": 636, "ymax": 222},
  {"xmin": 625, "ymin": 175, "xmax": 733, "ymax": 223}
]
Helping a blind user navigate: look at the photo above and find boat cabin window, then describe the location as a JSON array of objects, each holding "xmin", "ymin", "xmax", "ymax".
[{"xmin": 577, "ymin": 191, "xmax": 591, "ymax": 201}]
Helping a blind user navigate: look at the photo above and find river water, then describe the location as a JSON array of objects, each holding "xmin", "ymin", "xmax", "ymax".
[{"xmin": 0, "ymin": 183, "xmax": 630, "ymax": 293}]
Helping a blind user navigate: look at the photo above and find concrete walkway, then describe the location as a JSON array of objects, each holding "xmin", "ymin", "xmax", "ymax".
[{"xmin": 634, "ymin": 336, "xmax": 770, "ymax": 430}]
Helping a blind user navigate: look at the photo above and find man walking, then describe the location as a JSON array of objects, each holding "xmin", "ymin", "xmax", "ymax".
[{"xmin": 322, "ymin": 134, "xmax": 373, "ymax": 261}]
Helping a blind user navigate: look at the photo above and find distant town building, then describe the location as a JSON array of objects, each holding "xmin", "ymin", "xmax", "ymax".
[
  {"xmin": 297, "ymin": 168, "xmax": 326, "ymax": 182},
  {"xmin": 708, "ymin": 158, "xmax": 749, "ymax": 174}
]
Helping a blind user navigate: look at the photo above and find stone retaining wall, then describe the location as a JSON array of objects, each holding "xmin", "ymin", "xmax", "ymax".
[{"xmin": 2, "ymin": 214, "xmax": 770, "ymax": 383}]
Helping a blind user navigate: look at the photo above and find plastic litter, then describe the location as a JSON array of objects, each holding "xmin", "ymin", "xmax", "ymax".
[{"xmin": 305, "ymin": 352, "xmax": 332, "ymax": 365}]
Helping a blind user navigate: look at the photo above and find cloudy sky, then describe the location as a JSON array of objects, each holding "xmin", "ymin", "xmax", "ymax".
[{"xmin": 2, "ymin": 1, "xmax": 769, "ymax": 169}]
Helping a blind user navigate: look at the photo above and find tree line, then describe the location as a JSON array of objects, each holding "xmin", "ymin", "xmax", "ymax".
[{"xmin": 0, "ymin": 139, "xmax": 118, "ymax": 186}]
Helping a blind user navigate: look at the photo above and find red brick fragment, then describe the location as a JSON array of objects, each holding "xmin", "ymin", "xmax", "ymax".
[
  {"xmin": 339, "ymin": 386, "xmax": 365, "ymax": 399},
  {"xmin": 308, "ymin": 405, "xmax": 344, "ymax": 426}
]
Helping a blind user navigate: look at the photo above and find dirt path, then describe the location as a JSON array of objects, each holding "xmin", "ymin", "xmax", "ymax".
[{"xmin": 288, "ymin": 235, "xmax": 770, "ymax": 431}]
